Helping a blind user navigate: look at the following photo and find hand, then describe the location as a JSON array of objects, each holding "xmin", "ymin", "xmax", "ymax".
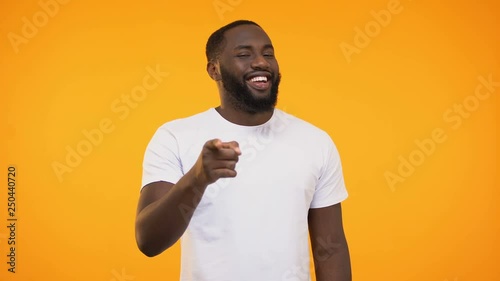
[{"xmin": 190, "ymin": 139, "xmax": 241, "ymax": 187}]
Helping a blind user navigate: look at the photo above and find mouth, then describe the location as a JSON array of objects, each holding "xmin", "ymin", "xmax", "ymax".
[{"xmin": 245, "ymin": 72, "xmax": 272, "ymax": 91}]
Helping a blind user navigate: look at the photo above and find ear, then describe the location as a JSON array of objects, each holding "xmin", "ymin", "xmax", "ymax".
[{"xmin": 207, "ymin": 61, "xmax": 222, "ymax": 81}]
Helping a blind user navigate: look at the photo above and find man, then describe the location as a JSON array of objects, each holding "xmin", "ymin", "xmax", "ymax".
[{"xmin": 135, "ymin": 20, "xmax": 352, "ymax": 281}]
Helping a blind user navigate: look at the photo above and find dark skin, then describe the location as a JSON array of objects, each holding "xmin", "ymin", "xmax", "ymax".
[
  {"xmin": 309, "ymin": 204, "xmax": 352, "ymax": 281},
  {"xmin": 207, "ymin": 25, "xmax": 278, "ymax": 125},
  {"xmin": 135, "ymin": 139, "xmax": 240, "ymax": 257},
  {"xmin": 135, "ymin": 24, "xmax": 351, "ymax": 281}
]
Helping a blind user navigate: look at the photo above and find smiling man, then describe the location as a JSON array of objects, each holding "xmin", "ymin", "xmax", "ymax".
[{"xmin": 135, "ymin": 20, "xmax": 351, "ymax": 281}]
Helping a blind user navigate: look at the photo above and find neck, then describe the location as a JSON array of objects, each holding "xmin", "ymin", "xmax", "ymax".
[{"xmin": 215, "ymin": 105, "xmax": 274, "ymax": 126}]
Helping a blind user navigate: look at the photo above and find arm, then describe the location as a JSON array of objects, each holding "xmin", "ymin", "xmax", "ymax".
[
  {"xmin": 135, "ymin": 139, "xmax": 240, "ymax": 257},
  {"xmin": 308, "ymin": 203, "xmax": 352, "ymax": 281}
]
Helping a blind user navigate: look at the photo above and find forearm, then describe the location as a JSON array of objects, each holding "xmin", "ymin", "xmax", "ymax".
[
  {"xmin": 135, "ymin": 170, "xmax": 207, "ymax": 257},
  {"xmin": 313, "ymin": 239, "xmax": 352, "ymax": 281}
]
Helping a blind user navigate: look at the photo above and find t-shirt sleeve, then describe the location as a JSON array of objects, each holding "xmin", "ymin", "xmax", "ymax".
[
  {"xmin": 141, "ymin": 125, "xmax": 184, "ymax": 190},
  {"xmin": 309, "ymin": 135, "xmax": 348, "ymax": 208}
]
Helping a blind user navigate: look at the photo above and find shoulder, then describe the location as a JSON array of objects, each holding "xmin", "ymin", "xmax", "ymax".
[
  {"xmin": 145, "ymin": 109, "xmax": 215, "ymax": 146},
  {"xmin": 273, "ymin": 109, "xmax": 333, "ymax": 143},
  {"xmin": 155, "ymin": 108, "xmax": 215, "ymax": 134}
]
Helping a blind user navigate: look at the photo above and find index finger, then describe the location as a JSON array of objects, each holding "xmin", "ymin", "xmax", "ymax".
[{"xmin": 220, "ymin": 141, "xmax": 241, "ymax": 155}]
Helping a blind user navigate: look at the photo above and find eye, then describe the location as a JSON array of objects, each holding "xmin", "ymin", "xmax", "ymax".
[
  {"xmin": 263, "ymin": 53, "xmax": 275, "ymax": 58},
  {"xmin": 236, "ymin": 53, "xmax": 250, "ymax": 58}
]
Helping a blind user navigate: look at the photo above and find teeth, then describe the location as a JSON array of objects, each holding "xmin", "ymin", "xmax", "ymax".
[{"xmin": 250, "ymin": 76, "xmax": 267, "ymax": 82}]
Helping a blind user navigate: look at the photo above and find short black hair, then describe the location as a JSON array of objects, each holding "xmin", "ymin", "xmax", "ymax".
[{"xmin": 206, "ymin": 20, "xmax": 261, "ymax": 63}]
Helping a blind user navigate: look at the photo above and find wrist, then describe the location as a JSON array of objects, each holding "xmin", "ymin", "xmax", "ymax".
[{"xmin": 185, "ymin": 168, "xmax": 208, "ymax": 191}]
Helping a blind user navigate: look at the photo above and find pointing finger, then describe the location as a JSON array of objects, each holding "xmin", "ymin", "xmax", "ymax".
[{"xmin": 221, "ymin": 141, "xmax": 241, "ymax": 155}]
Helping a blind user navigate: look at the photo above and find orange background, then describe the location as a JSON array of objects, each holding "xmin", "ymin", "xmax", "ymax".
[{"xmin": 1, "ymin": 0, "xmax": 498, "ymax": 280}]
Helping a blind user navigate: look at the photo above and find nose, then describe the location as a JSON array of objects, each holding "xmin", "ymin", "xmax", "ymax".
[{"xmin": 251, "ymin": 54, "xmax": 271, "ymax": 70}]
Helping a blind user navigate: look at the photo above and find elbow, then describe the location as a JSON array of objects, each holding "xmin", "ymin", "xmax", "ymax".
[
  {"xmin": 135, "ymin": 224, "xmax": 175, "ymax": 257},
  {"xmin": 138, "ymin": 243, "xmax": 160, "ymax": 258},
  {"xmin": 135, "ymin": 222, "xmax": 160, "ymax": 257},
  {"xmin": 136, "ymin": 233, "xmax": 162, "ymax": 258},
  {"xmin": 137, "ymin": 240, "xmax": 176, "ymax": 258}
]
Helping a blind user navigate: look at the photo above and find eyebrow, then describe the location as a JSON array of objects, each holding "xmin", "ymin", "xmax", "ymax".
[{"xmin": 233, "ymin": 44, "xmax": 274, "ymax": 51}]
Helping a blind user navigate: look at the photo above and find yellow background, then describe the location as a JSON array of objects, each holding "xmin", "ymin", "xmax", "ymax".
[{"xmin": 1, "ymin": 0, "xmax": 498, "ymax": 280}]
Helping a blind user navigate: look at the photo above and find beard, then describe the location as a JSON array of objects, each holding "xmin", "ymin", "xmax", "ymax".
[{"xmin": 219, "ymin": 65, "xmax": 281, "ymax": 114}]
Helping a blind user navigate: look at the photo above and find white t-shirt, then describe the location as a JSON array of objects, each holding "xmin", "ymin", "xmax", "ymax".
[{"xmin": 142, "ymin": 108, "xmax": 348, "ymax": 281}]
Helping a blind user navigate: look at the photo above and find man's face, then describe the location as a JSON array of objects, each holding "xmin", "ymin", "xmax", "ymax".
[{"xmin": 217, "ymin": 24, "xmax": 281, "ymax": 114}]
